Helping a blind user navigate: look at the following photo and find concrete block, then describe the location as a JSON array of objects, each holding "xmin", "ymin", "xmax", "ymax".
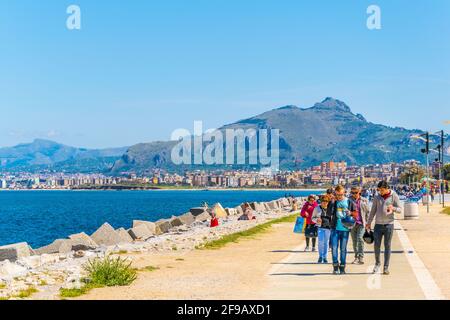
[
  {"xmin": 178, "ymin": 212, "xmax": 195, "ymax": 225},
  {"xmin": 0, "ymin": 242, "xmax": 32, "ymax": 262},
  {"xmin": 116, "ymin": 228, "xmax": 134, "ymax": 243},
  {"xmin": 128, "ymin": 224, "xmax": 154, "ymax": 240},
  {"xmin": 133, "ymin": 220, "xmax": 156, "ymax": 234},
  {"xmin": 155, "ymin": 219, "xmax": 172, "ymax": 235},
  {"xmin": 90, "ymin": 223, "xmax": 123, "ymax": 246}
]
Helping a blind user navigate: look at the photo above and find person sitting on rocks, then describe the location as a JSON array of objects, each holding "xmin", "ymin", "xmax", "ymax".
[
  {"xmin": 238, "ymin": 203, "xmax": 256, "ymax": 221},
  {"xmin": 210, "ymin": 210, "xmax": 219, "ymax": 227}
]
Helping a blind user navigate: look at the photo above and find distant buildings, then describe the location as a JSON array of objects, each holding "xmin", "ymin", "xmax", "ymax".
[{"xmin": 0, "ymin": 159, "xmax": 441, "ymax": 190}]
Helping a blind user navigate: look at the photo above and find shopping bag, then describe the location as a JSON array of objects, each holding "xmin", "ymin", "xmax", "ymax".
[{"xmin": 293, "ymin": 216, "xmax": 305, "ymax": 234}]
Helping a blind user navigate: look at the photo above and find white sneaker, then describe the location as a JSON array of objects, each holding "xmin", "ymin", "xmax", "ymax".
[
  {"xmin": 304, "ymin": 246, "xmax": 310, "ymax": 252},
  {"xmin": 373, "ymin": 264, "xmax": 381, "ymax": 274}
]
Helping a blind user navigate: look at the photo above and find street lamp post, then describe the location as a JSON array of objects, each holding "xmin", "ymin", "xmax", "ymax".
[
  {"xmin": 419, "ymin": 132, "xmax": 431, "ymax": 213},
  {"xmin": 441, "ymin": 130, "xmax": 445, "ymax": 208}
]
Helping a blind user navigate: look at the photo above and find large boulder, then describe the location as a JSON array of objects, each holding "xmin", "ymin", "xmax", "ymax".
[
  {"xmin": 225, "ymin": 208, "xmax": 238, "ymax": 216},
  {"xmin": 212, "ymin": 203, "xmax": 228, "ymax": 218},
  {"xmin": 128, "ymin": 224, "xmax": 154, "ymax": 241},
  {"xmin": 189, "ymin": 207, "xmax": 208, "ymax": 217},
  {"xmin": 155, "ymin": 219, "xmax": 172, "ymax": 235},
  {"xmin": 235, "ymin": 205, "xmax": 244, "ymax": 216},
  {"xmin": 35, "ymin": 239, "xmax": 68, "ymax": 255},
  {"xmin": 116, "ymin": 228, "xmax": 134, "ymax": 243},
  {"xmin": 0, "ymin": 242, "xmax": 33, "ymax": 262},
  {"xmin": 280, "ymin": 198, "xmax": 290, "ymax": 207},
  {"xmin": 35, "ymin": 237, "xmax": 97, "ymax": 255},
  {"xmin": 195, "ymin": 211, "xmax": 211, "ymax": 222},
  {"xmin": 90, "ymin": 223, "xmax": 123, "ymax": 246},
  {"xmin": 69, "ymin": 232, "xmax": 98, "ymax": 247},
  {"xmin": 177, "ymin": 212, "xmax": 195, "ymax": 225},
  {"xmin": 169, "ymin": 216, "xmax": 184, "ymax": 228},
  {"xmin": 133, "ymin": 220, "xmax": 156, "ymax": 234}
]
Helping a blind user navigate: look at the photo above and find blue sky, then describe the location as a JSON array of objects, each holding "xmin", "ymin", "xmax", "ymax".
[{"xmin": 1, "ymin": 0, "xmax": 449, "ymax": 148}]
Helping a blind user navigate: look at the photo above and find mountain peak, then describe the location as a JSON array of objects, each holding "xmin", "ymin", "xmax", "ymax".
[
  {"xmin": 312, "ymin": 97, "xmax": 352, "ymax": 113},
  {"xmin": 276, "ymin": 105, "xmax": 298, "ymax": 111}
]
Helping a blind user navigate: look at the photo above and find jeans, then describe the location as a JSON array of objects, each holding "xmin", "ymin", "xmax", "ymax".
[
  {"xmin": 331, "ymin": 229, "xmax": 350, "ymax": 266},
  {"xmin": 374, "ymin": 224, "xmax": 394, "ymax": 267},
  {"xmin": 318, "ymin": 228, "xmax": 331, "ymax": 259},
  {"xmin": 350, "ymin": 224, "xmax": 365, "ymax": 258}
]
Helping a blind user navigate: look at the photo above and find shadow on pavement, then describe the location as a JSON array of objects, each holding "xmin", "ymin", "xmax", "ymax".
[{"xmin": 269, "ymin": 272, "xmax": 372, "ymax": 276}]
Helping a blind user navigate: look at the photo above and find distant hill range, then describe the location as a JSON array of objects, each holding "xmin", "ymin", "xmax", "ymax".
[
  {"xmin": 0, "ymin": 139, "xmax": 127, "ymax": 173},
  {"xmin": 1, "ymin": 98, "xmax": 448, "ymax": 174},
  {"xmin": 110, "ymin": 97, "xmax": 449, "ymax": 174}
]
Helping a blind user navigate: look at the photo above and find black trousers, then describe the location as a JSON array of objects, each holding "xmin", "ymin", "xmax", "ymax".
[{"xmin": 374, "ymin": 224, "xmax": 394, "ymax": 267}]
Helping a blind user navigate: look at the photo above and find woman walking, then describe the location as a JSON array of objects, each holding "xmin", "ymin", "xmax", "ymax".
[
  {"xmin": 300, "ymin": 195, "xmax": 318, "ymax": 252},
  {"xmin": 312, "ymin": 194, "xmax": 332, "ymax": 263}
]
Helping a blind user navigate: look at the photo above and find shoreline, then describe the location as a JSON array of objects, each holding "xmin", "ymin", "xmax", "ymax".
[
  {"xmin": 0, "ymin": 188, "xmax": 326, "ymax": 192},
  {"xmin": 0, "ymin": 196, "xmax": 304, "ymax": 300}
]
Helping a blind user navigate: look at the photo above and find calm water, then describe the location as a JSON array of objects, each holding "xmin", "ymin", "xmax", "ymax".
[{"xmin": 0, "ymin": 190, "xmax": 321, "ymax": 248}]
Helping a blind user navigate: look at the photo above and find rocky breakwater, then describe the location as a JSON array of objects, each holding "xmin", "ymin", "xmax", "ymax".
[{"xmin": 0, "ymin": 196, "xmax": 304, "ymax": 299}]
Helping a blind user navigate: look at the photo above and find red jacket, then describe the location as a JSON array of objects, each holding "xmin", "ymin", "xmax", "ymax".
[
  {"xmin": 210, "ymin": 217, "xmax": 219, "ymax": 228},
  {"xmin": 301, "ymin": 201, "xmax": 318, "ymax": 225}
]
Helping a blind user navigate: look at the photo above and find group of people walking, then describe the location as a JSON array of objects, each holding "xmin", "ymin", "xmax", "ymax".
[{"xmin": 299, "ymin": 181, "xmax": 403, "ymax": 275}]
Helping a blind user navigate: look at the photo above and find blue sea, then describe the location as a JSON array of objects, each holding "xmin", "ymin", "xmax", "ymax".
[{"xmin": 0, "ymin": 190, "xmax": 322, "ymax": 248}]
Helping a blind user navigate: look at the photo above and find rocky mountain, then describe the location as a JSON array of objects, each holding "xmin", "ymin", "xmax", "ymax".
[
  {"xmin": 0, "ymin": 139, "xmax": 128, "ymax": 173},
  {"xmin": 110, "ymin": 97, "xmax": 449, "ymax": 174}
]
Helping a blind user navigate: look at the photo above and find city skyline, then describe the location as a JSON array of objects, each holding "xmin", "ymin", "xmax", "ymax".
[{"xmin": 1, "ymin": 1, "xmax": 450, "ymax": 148}]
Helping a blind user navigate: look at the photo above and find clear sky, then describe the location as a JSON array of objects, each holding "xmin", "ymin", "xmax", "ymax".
[{"xmin": 1, "ymin": 0, "xmax": 449, "ymax": 148}]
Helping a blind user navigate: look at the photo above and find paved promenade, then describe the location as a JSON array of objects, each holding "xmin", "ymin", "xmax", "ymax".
[
  {"xmin": 78, "ymin": 198, "xmax": 450, "ymax": 300},
  {"xmin": 262, "ymin": 199, "xmax": 449, "ymax": 300}
]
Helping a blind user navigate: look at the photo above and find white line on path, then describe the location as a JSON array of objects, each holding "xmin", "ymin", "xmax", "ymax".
[{"xmin": 395, "ymin": 220, "xmax": 445, "ymax": 300}]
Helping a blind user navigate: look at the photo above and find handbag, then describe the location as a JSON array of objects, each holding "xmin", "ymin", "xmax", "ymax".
[
  {"xmin": 305, "ymin": 224, "xmax": 318, "ymax": 238},
  {"xmin": 293, "ymin": 216, "xmax": 305, "ymax": 234}
]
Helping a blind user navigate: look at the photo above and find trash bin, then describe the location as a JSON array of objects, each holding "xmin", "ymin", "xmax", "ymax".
[{"xmin": 404, "ymin": 202, "xmax": 420, "ymax": 220}]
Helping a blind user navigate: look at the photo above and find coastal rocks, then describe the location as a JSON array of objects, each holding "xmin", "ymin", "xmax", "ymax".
[
  {"xmin": 155, "ymin": 220, "xmax": 172, "ymax": 235},
  {"xmin": 235, "ymin": 205, "xmax": 244, "ymax": 216},
  {"xmin": 189, "ymin": 207, "xmax": 208, "ymax": 217},
  {"xmin": 128, "ymin": 224, "xmax": 154, "ymax": 241},
  {"xmin": 133, "ymin": 220, "xmax": 156, "ymax": 234},
  {"xmin": 90, "ymin": 223, "xmax": 123, "ymax": 246},
  {"xmin": 116, "ymin": 228, "xmax": 134, "ymax": 243},
  {"xmin": 195, "ymin": 211, "xmax": 211, "ymax": 222},
  {"xmin": 249, "ymin": 202, "xmax": 265, "ymax": 212},
  {"xmin": 212, "ymin": 203, "xmax": 228, "ymax": 218},
  {"xmin": 35, "ymin": 239, "xmax": 69, "ymax": 255},
  {"xmin": 0, "ymin": 260, "xmax": 28, "ymax": 279},
  {"xmin": 169, "ymin": 216, "xmax": 184, "ymax": 228},
  {"xmin": 69, "ymin": 232, "xmax": 98, "ymax": 248},
  {"xmin": 177, "ymin": 212, "xmax": 195, "ymax": 226},
  {"xmin": 17, "ymin": 255, "xmax": 42, "ymax": 269},
  {"xmin": 0, "ymin": 242, "xmax": 33, "ymax": 262},
  {"xmin": 35, "ymin": 237, "xmax": 97, "ymax": 255},
  {"xmin": 225, "ymin": 208, "xmax": 238, "ymax": 216}
]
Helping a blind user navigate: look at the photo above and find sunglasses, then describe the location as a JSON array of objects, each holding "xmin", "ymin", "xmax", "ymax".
[{"xmin": 351, "ymin": 191, "xmax": 360, "ymax": 194}]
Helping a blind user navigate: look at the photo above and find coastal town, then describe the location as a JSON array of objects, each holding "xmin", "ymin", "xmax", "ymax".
[{"xmin": 0, "ymin": 160, "xmax": 446, "ymax": 190}]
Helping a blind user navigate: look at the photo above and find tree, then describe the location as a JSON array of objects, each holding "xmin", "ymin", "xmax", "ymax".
[
  {"xmin": 400, "ymin": 165, "xmax": 425, "ymax": 185},
  {"xmin": 443, "ymin": 163, "xmax": 450, "ymax": 181}
]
